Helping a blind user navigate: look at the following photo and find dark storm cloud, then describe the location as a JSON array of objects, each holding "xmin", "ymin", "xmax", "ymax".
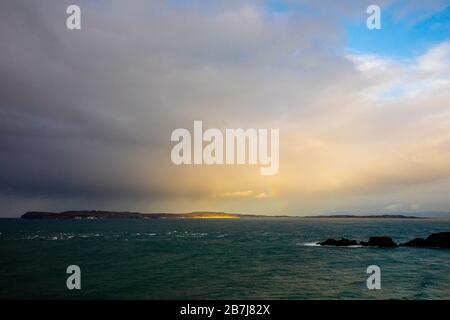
[
  {"xmin": 0, "ymin": 1, "xmax": 167, "ymax": 207},
  {"xmin": 1, "ymin": 0, "xmax": 342, "ymax": 211}
]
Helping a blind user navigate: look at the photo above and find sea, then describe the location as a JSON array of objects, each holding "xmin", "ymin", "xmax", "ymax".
[{"xmin": 0, "ymin": 218, "xmax": 449, "ymax": 299}]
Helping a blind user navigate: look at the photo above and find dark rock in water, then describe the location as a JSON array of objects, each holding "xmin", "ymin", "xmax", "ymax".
[
  {"xmin": 400, "ymin": 232, "xmax": 450, "ymax": 248},
  {"xmin": 319, "ymin": 238, "xmax": 358, "ymax": 246},
  {"xmin": 399, "ymin": 237, "xmax": 427, "ymax": 247},
  {"xmin": 359, "ymin": 236, "xmax": 397, "ymax": 247},
  {"xmin": 318, "ymin": 232, "xmax": 450, "ymax": 249},
  {"xmin": 426, "ymin": 232, "xmax": 450, "ymax": 248}
]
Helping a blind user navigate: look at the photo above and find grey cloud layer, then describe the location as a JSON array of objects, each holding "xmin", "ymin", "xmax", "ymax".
[{"xmin": 0, "ymin": 0, "xmax": 449, "ymax": 216}]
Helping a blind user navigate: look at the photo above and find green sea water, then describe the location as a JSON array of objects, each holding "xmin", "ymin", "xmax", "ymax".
[{"xmin": 0, "ymin": 218, "xmax": 449, "ymax": 299}]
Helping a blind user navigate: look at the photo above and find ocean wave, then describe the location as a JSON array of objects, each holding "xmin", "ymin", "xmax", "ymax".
[
  {"xmin": 301, "ymin": 242, "xmax": 363, "ymax": 248},
  {"xmin": 19, "ymin": 232, "xmax": 104, "ymax": 241},
  {"xmin": 216, "ymin": 234, "xmax": 228, "ymax": 238},
  {"xmin": 175, "ymin": 232, "xmax": 208, "ymax": 238},
  {"xmin": 302, "ymin": 242, "xmax": 321, "ymax": 246}
]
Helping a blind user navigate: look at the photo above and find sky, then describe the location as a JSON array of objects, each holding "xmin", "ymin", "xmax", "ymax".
[{"xmin": 0, "ymin": 0, "xmax": 449, "ymax": 217}]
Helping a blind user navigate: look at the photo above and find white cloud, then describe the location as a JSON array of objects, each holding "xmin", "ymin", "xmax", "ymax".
[
  {"xmin": 348, "ymin": 42, "xmax": 450, "ymax": 100},
  {"xmin": 417, "ymin": 41, "xmax": 450, "ymax": 72}
]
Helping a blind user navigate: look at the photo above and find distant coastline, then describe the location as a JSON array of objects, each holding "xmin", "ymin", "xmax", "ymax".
[
  {"xmin": 303, "ymin": 214, "xmax": 425, "ymax": 219},
  {"xmin": 20, "ymin": 210, "xmax": 291, "ymax": 220},
  {"xmin": 18, "ymin": 210, "xmax": 436, "ymax": 220}
]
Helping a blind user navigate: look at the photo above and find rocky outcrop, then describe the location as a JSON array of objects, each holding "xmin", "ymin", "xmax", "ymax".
[
  {"xmin": 400, "ymin": 232, "xmax": 450, "ymax": 248},
  {"xmin": 317, "ymin": 233, "xmax": 450, "ymax": 249},
  {"xmin": 318, "ymin": 236, "xmax": 397, "ymax": 247},
  {"xmin": 399, "ymin": 238, "xmax": 427, "ymax": 247},
  {"xmin": 359, "ymin": 236, "xmax": 398, "ymax": 247},
  {"xmin": 319, "ymin": 238, "xmax": 358, "ymax": 246}
]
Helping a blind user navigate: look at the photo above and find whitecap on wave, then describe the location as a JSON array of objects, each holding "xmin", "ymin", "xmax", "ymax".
[
  {"xmin": 302, "ymin": 242, "xmax": 321, "ymax": 247},
  {"xmin": 301, "ymin": 242, "xmax": 363, "ymax": 248}
]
